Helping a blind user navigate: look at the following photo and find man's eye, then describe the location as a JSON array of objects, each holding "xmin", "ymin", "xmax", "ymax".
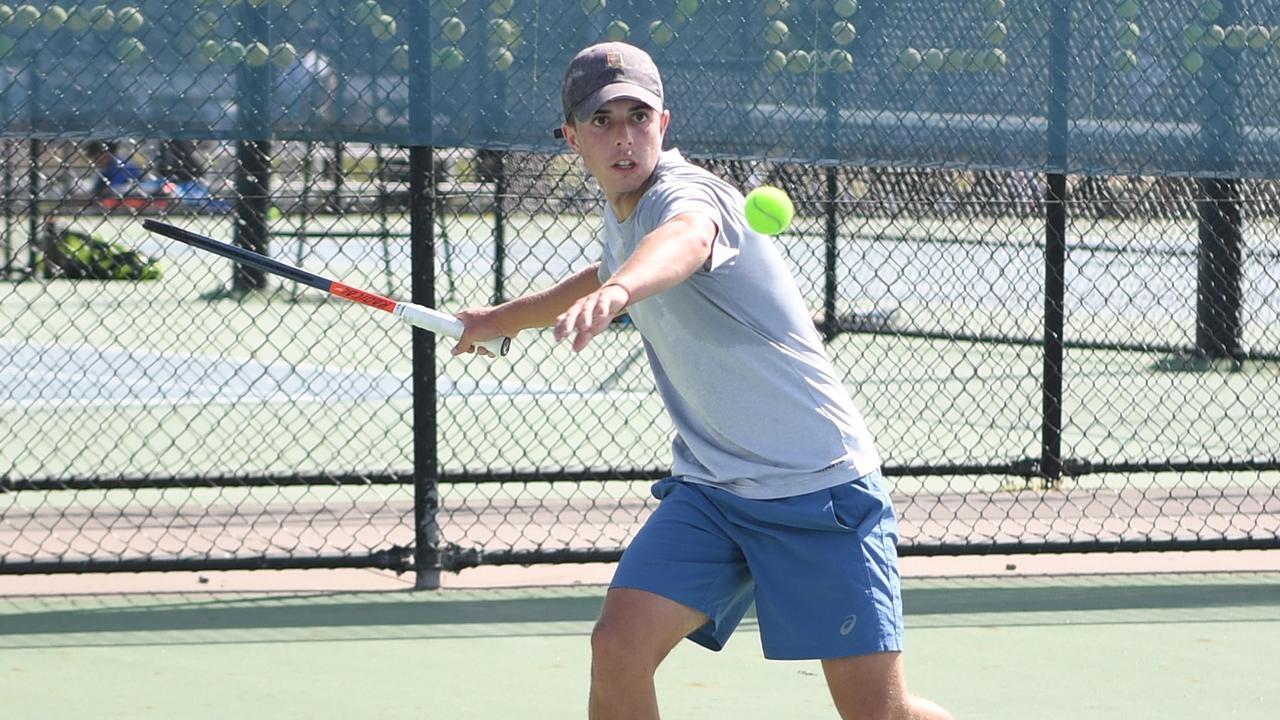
[{"xmin": 591, "ymin": 117, "xmax": 608, "ymax": 127}]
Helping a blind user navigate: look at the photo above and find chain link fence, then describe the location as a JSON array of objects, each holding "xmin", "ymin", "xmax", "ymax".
[{"xmin": 2, "ymin": 1, "xmax": 1279, "ymax": 583}]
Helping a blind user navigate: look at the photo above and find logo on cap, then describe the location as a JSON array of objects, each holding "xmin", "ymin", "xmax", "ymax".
[{"xmin": 606, "ymin": 51, "xmax": 624, "ymax": 68}]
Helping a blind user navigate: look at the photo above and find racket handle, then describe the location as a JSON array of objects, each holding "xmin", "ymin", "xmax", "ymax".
[{"xmin": 395, "ymin": 303, "xmax": 512, "ymax": 356}]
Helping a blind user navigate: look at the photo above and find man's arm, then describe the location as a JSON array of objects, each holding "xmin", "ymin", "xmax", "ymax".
[
  {"xmin": 452, "ymin": 262, "xmax": 604, "ymax": 355},
  {"xmin": 555, "ymin": 212, "xmax": 716, "ymax": 352}
]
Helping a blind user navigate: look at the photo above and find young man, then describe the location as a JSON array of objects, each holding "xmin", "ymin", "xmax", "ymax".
[{"xmin": 454, "ymin": 42, "xmax": 952, "ymax": 720}]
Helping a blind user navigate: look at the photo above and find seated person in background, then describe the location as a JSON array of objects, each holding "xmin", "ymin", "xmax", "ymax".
[{"xmin": 82, "ymin": 140, "xmax": 166, "ymax": 197}]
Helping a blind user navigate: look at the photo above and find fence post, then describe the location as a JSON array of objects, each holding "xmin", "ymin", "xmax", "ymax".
[
  {"xmin": 1041, "ymin": 0, "xmax": 1072, "ymax": 485},
  {"xmin": 409, "ymin": 0, "xmax": 441, "ymax": 590},
  {"xmin": 231, "ymin": 0, "xmax": 272, "ymax": 292},
  {"xmin": 1195, "ymin": 0, "xmax": 1244, "ymax": 361}
]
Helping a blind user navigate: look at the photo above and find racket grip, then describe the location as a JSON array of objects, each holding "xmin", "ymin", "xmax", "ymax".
[{"xmin": 396, "ymin": 303, "xmax": 512, "ymax": 356}]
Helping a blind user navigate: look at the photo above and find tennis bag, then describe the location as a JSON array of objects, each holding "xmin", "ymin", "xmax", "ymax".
[{"xmin": 46, "ymin": 228, "xmax": 162, "ymax": 281}]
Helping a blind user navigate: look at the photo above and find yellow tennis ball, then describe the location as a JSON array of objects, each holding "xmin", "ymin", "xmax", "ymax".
[{"xmin": 744, "ymin": 186, "xmax": 794, "ymax": 236}]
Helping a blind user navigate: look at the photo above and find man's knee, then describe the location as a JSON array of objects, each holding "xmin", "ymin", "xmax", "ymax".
[{"xmin": 590, "ymin": 617, "xmax": 659, "ymax": 677}]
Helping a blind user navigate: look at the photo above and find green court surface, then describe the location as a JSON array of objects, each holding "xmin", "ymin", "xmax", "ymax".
[{"xmin": 3, "ymin": 572, "xmax": 1278, "ymax": 719}]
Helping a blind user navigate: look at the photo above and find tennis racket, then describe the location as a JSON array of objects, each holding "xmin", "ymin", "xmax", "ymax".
[{"xmin": 142, "ymin": 220, "xmax": 511, "ymax": 356}]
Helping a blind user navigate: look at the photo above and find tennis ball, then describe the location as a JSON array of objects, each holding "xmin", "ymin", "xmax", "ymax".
[
  {"xmin": 1116, "ymin": 0, "xmax": 1139, "ymax": 19},
  {"xmin": 439, "ymin": 46, "xmax": 464, "ymax": 71},
  {"xmin": 784, "ymin": 49, "xmax": 811, "ymax": 74},
  {"xmin": 220, "ymin": 40, "xmax": 246, "ymax": 65},
  {"xmin": 1115, "ymin": 49, "xmax": 1137, "ymax": 71},
  {"xmin": 197, "ymin": 39, "xmax": 220, "ymax": 64},
  {"xmin": 1203, "ymin": 24, "xmax": 1224, "ymax": 47},
  {"xmin": 833, "ymin": 0, "xmax": 857, "ymax": 18},
  {"xmin": 1117, "ymin": 22, "xmax": 1139, "ymax": 49},
  {"xmin": 371, "ymin": 13, "xmax": 396, "ymax": 40},
  {"xmin": 986, "ymin": 0, "xmax": 1005, "ymax": 16},
  {"xmin": 899, "ymin": 48, "xmax": 922, "ymax": 70},
  {"xmin": 90, "ymin": 5, "xmax": 113, "ymax": 32},
  {"xmin": 490, "ymin": 18, "xmax": 520, "ymax": 45},
  {"xmin": 116, "ymin": 37, "xmax": 145, "ymax": 63},
  {"xmin": 581, "ymin": 0, "xmax": 605, "ymax": 15},
  {"xmin": 12, "ymin": 4, "xmax": 38, "ymax": 29},
  {"xmin": 245, "ymin": 41, "xmax": 269, "ymax": 66},
  {"xmin": 744, "ymin": 186, "xmax": 794, "ymax": 236},
  {"xmin": 985, "ymin": 20, "xmax": 1007, "ymax": 46},
  {"xmin": 980, "ymin": 47, "xmax": 1007, "ymax": 71},
  {"xmin": 489, "ymin": 0, "xmax": 513, "ymax": 13},
  {"xmin": 391, "ymin": 43, "xmax": 409, "ymax": 70},
  {"xmin": 764, "ymin": 0, "xmax": 788, "ymax": 16},
  {"xmin": 442, "ymin": 16, "xmax": 466, "ymax": 42},
  {"xmin": 831, "ymin": 20, "xmax": 856, "ymax": 46},
  {"xmin": 923, "ymin": 47, "xmax": 944, "ymax": 71},
  {"xmin": 267, "ymin": 206, "xmax": 282, "ymax": 221},
  {"xmin": 489, "ymin": 46, "xmax": 514, "ymax": 71},
  {"xmin": 1181, "ymin": 50, "xmax": 1204, "ymax": 73},
  {"xmin": 1199, "ymin": 0, "xmax": 1222, "ymax": 22},
  {"xmin": 271, "ymin": 42, "xmax": 296, "ymax": 68},
  {"xmin": 649, "ymin": 20, "xmax": 674, "ymax": 46},
  {"xmin": 66, "ymin": 6, "xmax": 92, "ymax": 32},
  {"xmin": 764, "ymin": 19, "xmax": 788, "ymax": 46},
  {"xmin": 826, "ymin": 48, "xmax": 853, "ymax": 73},
  {"xmin": 763, "ymin": 48, "xmax": 786, "ymax": 73},
  {"xmin": 946, "ymin": 49, "xmax": 970, "ymax": 71},
  {"xmin": 604, "ymin": 19, "xmax": 629, "ymax": 41},
  {"xmin": 42, "ymin": 5, "xmax": 67, "ymax": 30},
  {"xmin": 1246, "ymin": 25, "xmax": 1270, "ymax": 50},
  {"xmin": 118, "ymin": 6, "xmax": 143, "ymax": 33},
  {"xmin": 0, "ymin": 35, "xmax": 13, "ymax": 58},
  {"xmin": 676, "ymin": 0, "xmax": 699, "ymax": 18},
  {"xmin": 1224, "ymin": 24, "xmax": 1245, "ymax": 49},
  {"xmin": 1183, "ymin": 23, "xmax": 1206, "ymax": 45}
]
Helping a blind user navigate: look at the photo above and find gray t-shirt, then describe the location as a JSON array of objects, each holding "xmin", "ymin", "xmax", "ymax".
[{"xmin": 598, "ymin": 149, "xmax": 881, "ymax": 499}]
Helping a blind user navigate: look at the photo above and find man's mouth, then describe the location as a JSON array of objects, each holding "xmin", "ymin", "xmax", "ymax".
[{"xmin": 613, "ymin": 159, "xmax": 636, "ymax": 170}]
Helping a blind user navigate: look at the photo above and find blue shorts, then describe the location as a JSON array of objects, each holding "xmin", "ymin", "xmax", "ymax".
[{"xmin": 611, "ymin": 470, "xmax": 904, "ymax": 660}]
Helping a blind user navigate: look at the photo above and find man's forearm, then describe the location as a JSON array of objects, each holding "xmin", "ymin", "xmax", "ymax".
[{"xmin": 491, "ymin": 263, "xmax": 604, "ymax": 334}]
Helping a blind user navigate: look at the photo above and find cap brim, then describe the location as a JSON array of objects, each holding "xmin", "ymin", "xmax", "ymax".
[{"xmin": 569, "ymin": 83, "xmax": 663, "ymax": 123}]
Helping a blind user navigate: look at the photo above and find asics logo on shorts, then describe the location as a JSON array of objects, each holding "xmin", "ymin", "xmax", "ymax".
[{"xmin": 839, "ymin": 614, "xmax": 858, "ymax": 636}]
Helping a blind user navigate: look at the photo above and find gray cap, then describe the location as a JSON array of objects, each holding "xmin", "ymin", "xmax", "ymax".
[{"xmin": 554, "ymin": 42, "xmax": 664, "ymax": 139}]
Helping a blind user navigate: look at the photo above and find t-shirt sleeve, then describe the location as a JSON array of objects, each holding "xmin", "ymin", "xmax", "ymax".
[{"xmin": 638, "ymin": 181, "xmax": 739, "ymax": 272}]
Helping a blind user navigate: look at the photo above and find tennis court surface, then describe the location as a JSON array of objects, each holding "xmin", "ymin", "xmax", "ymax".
[{"xmin": 3, "ymin": 569, "xmax": 1277, "ymax": 719}]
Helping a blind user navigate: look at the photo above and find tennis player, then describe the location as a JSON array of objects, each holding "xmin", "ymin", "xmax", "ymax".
[{"xmin": 454, "ymin": 42, "xmax": 952, "ymax": 720}]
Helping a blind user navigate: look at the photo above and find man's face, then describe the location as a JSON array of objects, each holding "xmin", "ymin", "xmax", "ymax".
[{"xmin": 562, "ymin": 99, "xmax": 670, "ymax": 210}]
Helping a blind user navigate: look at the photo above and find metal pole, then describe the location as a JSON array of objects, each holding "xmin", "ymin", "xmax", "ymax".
[
  {"xmin": 1041, "ymin": 0, "xmax": 1071, "ymax": 485},
  {"xmin": 231, "ymin": 0, "xmax": 271, "ymax": 292},
  {"xmin": 493, "ymin": 152, "xmax": 507, "ymax": 305},
  {"xmin": 823, "ymin": 167, "xmax": 839, "ymax": 340},
  {"xmin": 1194, "ymin": 178, "xmax": 1243, "ymax": 360},
  {"xmin": 1194, "ymin": 0, "xmax": 1244, "ymax": 361},
  {"xmin": 409, "ymin": 0, "xmax": 441, "ymax": 590},
  {"xmin": 28, "ymin": 138, "xmax": 40, "ymax": 279}
]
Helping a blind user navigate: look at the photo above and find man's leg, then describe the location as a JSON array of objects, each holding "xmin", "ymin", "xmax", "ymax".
[
  {"xmin": 589, "ymin": 587, "xmax": 709, "ymax": 720},
  {"xmin": 822, "ymin": 652, "xmax": 953, "ymax": 720}
]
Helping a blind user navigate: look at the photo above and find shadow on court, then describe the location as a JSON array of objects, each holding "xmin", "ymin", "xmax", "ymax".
[{"xmin": 4, "ymin": 575, "xmax": 1279, "ymax": 640}]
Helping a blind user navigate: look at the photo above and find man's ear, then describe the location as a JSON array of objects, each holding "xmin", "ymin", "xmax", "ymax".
[
  {"xmin": 561, "ymin": 122, "xmax": 578, "ymax": 152},
  {"xmin": 659, "ymin": 109, "xmax": 671, "ymax": 136}
]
